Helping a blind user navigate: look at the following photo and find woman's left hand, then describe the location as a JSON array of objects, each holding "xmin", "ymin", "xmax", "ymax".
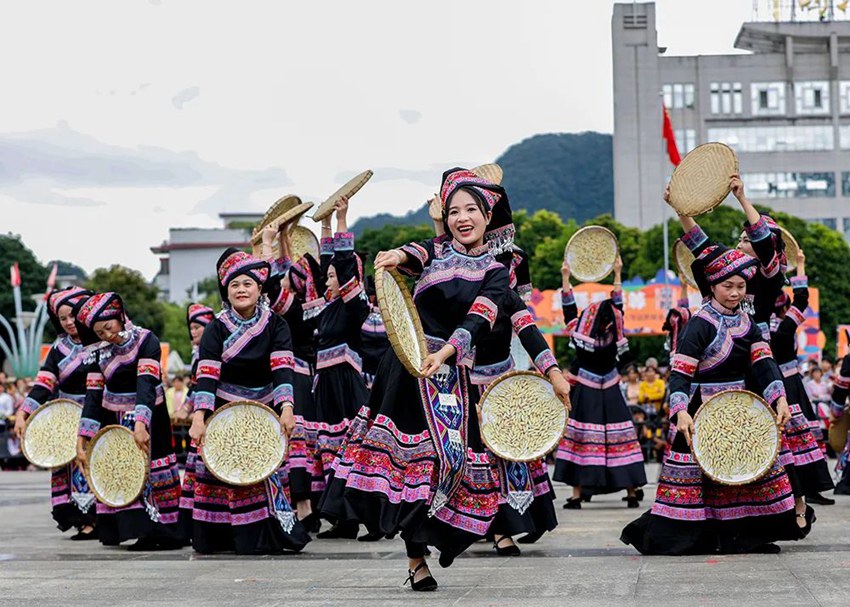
[
  {"xmin": 279, "ymin": 407, "xmax": 296, "ymax": 439},
  {"xmin": 775, "ymin": 397, "xmax": 791, "ymax": 428},
  {"xmin": 133, "ymin": 421, "xmax": 151, "ymax": 455},
  {"xmin": 549, "ymin": 369, "xmax": 571, "ymax": 413}
]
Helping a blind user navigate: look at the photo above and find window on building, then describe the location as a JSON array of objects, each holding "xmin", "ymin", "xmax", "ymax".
[
  {"xmin": 710, "ymin": 82, "xmax": 742, "ymax": 115},
  {"xmin": 662, "ymin": 83, "xmax": 695, "ymax": 109},
  {"xmin": 751, "ymin": 82, "xmax": 786, "ymax": 116},
  {"xmin": 843, "ymin": 218, "xmax": 850, "ymax": 243},
  {"xmin": 796, "ymin": 81, "xmax": 830, "ymax": 115},
  {"xmin": 840, "ymin": 125, "xmax": 850, "ymax": 149},
  {"xmin": 840, "ymin": 82, "xmax": 850, "ymax": 114},
  {"xmin": 742, "ymin": 172, "xmax": 835, "ymax": 198},
  {"xmin": 708, "ymin": 125, "xmax": 834, "ymax": 152},
  {"xmin": 842, "ymin": 172, "xmax": 850, "ymax": 196},
  {"xmin": 674, "ymin": 129, "xmax": 697, "ymax": 154}
]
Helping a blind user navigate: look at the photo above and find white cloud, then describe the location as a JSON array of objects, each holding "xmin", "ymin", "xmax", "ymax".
[{"xmin": 172, "ymin": 86, "xmax": 200, "ymax": 110}]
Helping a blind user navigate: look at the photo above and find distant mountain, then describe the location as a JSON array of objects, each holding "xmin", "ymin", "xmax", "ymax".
[{"xmin": 351, "ymin": 131, "xmax": 613, "ymax": 234}]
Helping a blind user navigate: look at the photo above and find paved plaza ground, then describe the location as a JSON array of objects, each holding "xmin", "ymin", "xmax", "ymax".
[{"xmin": 2, "ymin": 468, "xmax": 850, "ymax": 606}]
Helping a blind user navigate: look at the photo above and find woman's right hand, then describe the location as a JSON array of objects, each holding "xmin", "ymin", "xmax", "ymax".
[
  {"xmin": 374, "ymin": 249, "xmax": 405, "ymax": 271},
  {"xmin": 796, "ymin": 248, "xmax": 805, "ymax": 276},
  {"xmin": 13, "ymin": 412, "xmax": 27, "ymax": 440},
  {"xmin": 561, "ymin": 259, "xmax": 571, "ymax": 282},
  {"xmin": 188, "ymin": 413, "xmax": 206, "ymax": 447},
  {"xmin": 76, "ymin": 438, "xmax": 88, "ymax": 472},
  {"xmin": 676, "ymin": 411, "xmax": 696, "ymax": 447}
]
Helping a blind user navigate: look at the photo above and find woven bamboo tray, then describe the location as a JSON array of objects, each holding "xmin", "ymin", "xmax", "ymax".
[
  {"xmin": 673, "ymin": 239, "xmax": 698, "ymax": 289},
  {"xmin": 251, "ymin": 200, "xmax": 314, "ymax": 248},
  {"xmin": 201, "ymin": 400, "xmax": 287, "ymax": 486},
  {"xmin": 667, "ymin": 142, "xmax": 738, "ymax": 217},
  {"xmin": 21, "ymin": 398, "xmax": 82, "ymax": 468},
  {"xmin": 778, "ymin": 226, "xmax": 800, "ymax": 272},
  {"xmin": 290, "ymin": 226, "xmax": 320, "ymax": 262},
  {"xmin": 375, "ymin": 267, "xmax": 427, "ymax": 378},
  {"xmin": 691, "ymin": 389, "xmax": 780, "ymax": 486},
  {"xmin": 313, "ymin": 170, "xmax": 373, "ymax": 222},
  {"xmin": 477, "ymin": 371, "xmax": 568, "ymax": 463},
  {"xmin": 472, "ymin": 163, "xmax": 503, "ymax": 185},
  {"xmin": 564, "ymin": 226, "xmax": 619, "ymax": 283},
  {"xmin": 86, "ymin": 425, "xmax": 148, "ymax": 508}
]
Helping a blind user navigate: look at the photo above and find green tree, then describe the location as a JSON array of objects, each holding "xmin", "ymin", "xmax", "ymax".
[
  {"xmin": 85, "ymin": 265, "xmax": 166, "ymax": 336},
  {"xmin": 161, "ymin": 303, "xmax": 192, "ymax": 362}
]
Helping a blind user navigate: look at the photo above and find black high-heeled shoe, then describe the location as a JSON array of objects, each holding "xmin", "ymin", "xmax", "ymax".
[
  {"xmin": 357, "ymin": 530, "xmax": 384, "ymax": 542},
  {"xmin": 493, "ymin": 537, "xmax": 521, "ymax": 556},
  {"xmin": 70, "ymin": 529, "xmax": 98, "ymax": 541},
  {"xmin": 626, "ymin": 496, "xmax": 640, "ymax": 509},
  {"xmin": 563, "ymin": 497, "xmax": 582, "ymax": 510},
  {"xmin": 404, "ymin": 562, "xmax": 438, "ymax": 592},
  {"xmin": 300, "ymin": 513, "xmax": 321, "ymax": 534}
]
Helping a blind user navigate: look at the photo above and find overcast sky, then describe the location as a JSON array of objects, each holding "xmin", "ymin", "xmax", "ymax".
[{"xmin": 0, "ymin": 0, "xmax": 755, "ymax": 279}]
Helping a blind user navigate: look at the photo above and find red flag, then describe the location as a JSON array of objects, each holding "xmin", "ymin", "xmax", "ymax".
[
  {"xmin": 662, "ymin": 104, "xmax": 681, "ymax": 166},
  {"xmin": 43, "ymin": 263, "xmax": 58, "ymax": 300},
  {"xmin": 10, "ymin": 262, "xmax": 20, "ymax": 288}
]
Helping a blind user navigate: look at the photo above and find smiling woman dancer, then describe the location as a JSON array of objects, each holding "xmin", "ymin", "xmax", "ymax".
[
  {"xmin": 186, "ymin": 249, "xmax": 310, "ymax": 555},
  {"xmin": 15, "ymin": 287, "xmax": 97, "ymax": 540},
  {"xmin": 321, "ymin": 168, "xmax": 518, "ymax": 591},
  {"xmin": 621, "ymin": 237, "xmax": 811, "ymax": 555},
  {"xmin": 74, "ymin": 292, "xmax": 183, "ymax": 550}
]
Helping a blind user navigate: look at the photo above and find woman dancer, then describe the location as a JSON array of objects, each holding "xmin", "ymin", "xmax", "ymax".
[
  {"xmin": 176, "ymin": 302, "xmax": 215, "ymax": 539},
  {"xmin": 14, "ymin": 287, "xmax": 97, "ymax": 539},
  {"xmin": 186, "ymin": 248, "xmax": 310, "ymax": 554},
  {"xmin": 554, "ymin": 258, "xmax": 647, "ymax": 508},
  {"xmin": 261, "ymin": 222, "xmax": 326, "ymax": 530},
  {"xmin": 621, "ymin": 243, "xmax": 809, "ymax": 555},
  {"xmin": 321, "ymin": 168, "xmax": 518, "ymax": 591},
  {"xmin": 75, "ymin": 292, "xmax": 183, "ymax": 549},
  {"xmin": 310, "ymin": 199, "xmax": 371, "ymax": 539},
  {"xmin": 770, "ymin": 251, "xmax": 835, "ymax": 505}
]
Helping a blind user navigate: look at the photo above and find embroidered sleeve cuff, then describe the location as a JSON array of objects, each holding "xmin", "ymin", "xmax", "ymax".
[
  {"xmin": 534, "ymin": 350, "xmax": 559, "ymax": 375},
  {"xmin": 763, "ymin": 380, "xmax": 786, "ymax": 405},
  {"xmin": 333, "ymin": 232, "xmax": 354, "ymax": 251},
  {"xmin": 79, "ymin": 417, "xmax": 101, "ymax": 438},
  {"xmin": 340, "ymin": 276, "xmax": 364, "ymax": 302},
  {"xmin": 34, "ymin": 370, "xmax": 57, "ymax": 392},
  {"xmin": 561, "ymin": 288, "xmax": 575, "ymax": 306},
  {"xmin": 137, "ymin": 358, "xmax": 161, "ymax": 379},
  {"xmin": 834, "ymin": 375, "xmax": 850, "ymax": 390},
  {"xmin": 790, "ymin": 276, "xmax": 808, "ymax": 289},
  {"xmin": 745, "ymin": 215, "xmax": 771, "ymax": 242},
  {"xmin": 669, "ymin": 392, "xmax": 689, "ymax": 417},
  {"xmin": 786, "ymin": 306, "xmax": 805, "ymax": 326},
  {"xmin": 677, "ymin": 297, "xmax": 689, "ymax": 308},
  {"xmin": 270, "ymin": 350, "xmax": 294, "ymax": 372},
  {"xmin": 197, "ymin": 360, "xmax": 221, "ymax": 381},
  {"xmin": 270, "ymin": 257, "xmax": 292, "ymax": 277},
  {"xmin": 320, "ymin": 237, "xmax": 334, "ymax": 256},
  {"xmin": 750, "ymin": 341, "xmax": 773, "ymax": 364},
  {"xmin": 400, "ymin": 242, "xmax": 429, "ymax": 271},
  {"xmin": 272, "ymin": 289, "xmax": 296, "ymax": 316},
  {"xmin": 671, "ymin": 353, "xmax": 698, "ymax": 377},
  {"xmin": 469, "ymin": 296, "xmax": 498, "ymax": 329},
  {"xmin": 193, "ymin": 391, "xmax": 216, "ymax": 412},
  {"xmin": 517, "ymin": 284, "xmax": 532, "ymax": 302},
  {"xmin": 681, "ymin": 225, "xmax": 708, "ymax": 252},
  {"xmin": 86, "ymin": 373, "xmax": 104, "ymax": 391},
  {"xmin": 510, "ymin": 310, "xmax": 535, "ymax": 334},
  {"xmin": 448, "ymin": 327, "xmax": 473, "ymax": 362},
  {"xmin": 273, "ymin": 383, "xmax": 294, "ymax": 410},
  {"xmin": 134, "ymin": 404, "xmax": 153, "ymax": 428},
  {"xmin": 22, "ymin": 397, "xmax": 41, "ymax": 415}
]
